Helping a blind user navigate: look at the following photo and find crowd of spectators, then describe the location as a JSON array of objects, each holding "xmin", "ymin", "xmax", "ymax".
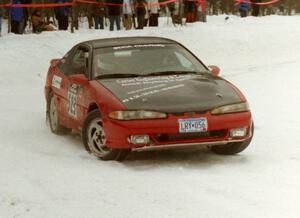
[{"xmin": 0, "ymin": 0, "xmax": 206, "ymax": 35}]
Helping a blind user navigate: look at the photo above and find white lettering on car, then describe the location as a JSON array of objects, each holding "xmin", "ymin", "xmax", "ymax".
[
  {"xmin": 122, "ymin": 84, "xmax": 185, "ymax": 103},
  {"xmin": 113, "ymin": 44, "xmax": 165, "ymax": 50},
  {"xmin": 117, "ymin": 75, "xmax": 194, "ymax": 87}
]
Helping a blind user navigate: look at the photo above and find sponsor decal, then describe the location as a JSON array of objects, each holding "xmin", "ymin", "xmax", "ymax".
[
  {"xmin": 117, "ymin": 75, "xmax": 194, "ymax": 87},
  {"xmin": 52, "ymin": 75, "xmax": 62, "ymax": 89},
  {"xmin": 122, "ymin": 84, "xmax": 185, "ymax": 103},
  {"xmin": 68, "ymin": 84, "xmax": 78, "ymax": 118},
  {"xmin": 113, "ymin": 44, "xmax": 166, "ymax": 50}
]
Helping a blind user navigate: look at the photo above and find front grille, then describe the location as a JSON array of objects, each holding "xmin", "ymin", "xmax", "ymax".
[{"xmin": 156, "ymin": 130, "xmax": 226, "ymax": 142}]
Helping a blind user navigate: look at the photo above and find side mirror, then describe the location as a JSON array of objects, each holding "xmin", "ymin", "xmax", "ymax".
[
  {"xmin": 51, "ymin": 58, "xmax": 61, "ymax": 66},
  {"xmin": 69, "ymin": 74, "xmax": 89, "ymax": 86},
  {"xmin": 208, "ymin": 65, "xmax": 221, "ymax": 76}
]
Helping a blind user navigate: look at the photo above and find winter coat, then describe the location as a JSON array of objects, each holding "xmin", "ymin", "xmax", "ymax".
[
  {"xmin": 123, "ymin": 0, "xmax": 134, "ymax": 15},
  {"xmin": 136, "ymin": 1, "xmax": 147, "ymax": 17},
  {"xmin": 54, "ymin": 0, "xmax": 69, "ymax": 17},
  {"xmin": 92, "ymin": 0, "xmax": 107, "ymax": 17},
  {"xmin": 185, "ymin": 1, "xmax": 196, "ymax": 13},
  {"xmin": 11, "ymin": 0, "xmax": 24, "ymax": 22},
  {"xmin": 31, "ymin": 14, "xmax": 49, "ymax": 31},
  {"xmin": 239, "ymin": 1, "xmax": 250, "ymax": 11},
  {"xmin": 106, "ymin": 0, "xmax": 123, "ymax": 16},
  {"xmin": 148, "ymin": 0, "xmax": 160, "ymax": 14}
]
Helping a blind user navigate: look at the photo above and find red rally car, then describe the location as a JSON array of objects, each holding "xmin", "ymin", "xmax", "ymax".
[{"xmin": 45, "ymin": 37, "xmax": 253, "ymax": 161}]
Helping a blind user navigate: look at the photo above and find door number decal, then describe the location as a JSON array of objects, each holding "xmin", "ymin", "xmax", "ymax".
[{"xmin": 68, "ymin": 84, "xmax": 78, "ymax": 117}]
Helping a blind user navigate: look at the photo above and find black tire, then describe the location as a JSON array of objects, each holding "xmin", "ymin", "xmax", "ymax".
[
  {"xmin": 82, "ymin": 109, "xmax": 130, "ymax": 161},
  {"xmin": 211, "ymin": 125, "xmax": 254, "ymax": 155},
  {"xmin": 47, "ymin": 92, "xmax": 71, "ymax": 135}
]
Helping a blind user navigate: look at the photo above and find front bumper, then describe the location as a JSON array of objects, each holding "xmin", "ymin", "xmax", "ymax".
[
  {"xmin": 132, "ymin": 138, "xmax": 250, "ymax": 152},
  {"xmin": 103, "ymin": 111, "xmax": 252, "ymax": 150}
]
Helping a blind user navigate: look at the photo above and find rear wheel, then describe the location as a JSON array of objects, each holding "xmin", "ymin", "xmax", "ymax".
[
  {"xmin": 82, "ymin": 110, "xmax": 130, "ymax": 161},
  {"xmin": 211, "ymin": 125, "xmax": 254, "ymax": 155},
  {"xmin": 48, "ymin": 93, "xmax": 71, "ymax": 135}
]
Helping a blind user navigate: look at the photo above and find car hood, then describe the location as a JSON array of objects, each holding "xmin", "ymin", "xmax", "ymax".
[{"xmin": 97, "ymin": 74, "xmax": 242, "ymax": 113}]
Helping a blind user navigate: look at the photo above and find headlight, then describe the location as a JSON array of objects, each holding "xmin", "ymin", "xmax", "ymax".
[
  {"xmin": 211, "ymin": 102, "xmax": 249, "ymax": 115},
  {"xmin": 109, "ymin": 110, "xmax": 167, "ymax": 120}
]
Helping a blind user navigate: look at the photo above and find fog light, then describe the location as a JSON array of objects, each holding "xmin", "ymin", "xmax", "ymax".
[
  {"xmin": 230, "ymin": 127, "xmax": 247, "ymax": 138},
  {"xmin": 129, "ymin": 135, "xmax": 150, "ymax": 144}
]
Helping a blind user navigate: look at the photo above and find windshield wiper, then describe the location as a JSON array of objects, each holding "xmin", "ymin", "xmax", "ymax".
[
  {"xmin": 95, "ymin": 73, "xmax": 141, "ymax": 79},
  {"xmin": 144, "ymin": 71, "xmax": 209, "ymax": 77}
]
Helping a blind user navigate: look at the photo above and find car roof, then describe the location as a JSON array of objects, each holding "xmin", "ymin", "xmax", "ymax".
[{"xmin": 80, "ymin": 37, "xmax": 177, "ymax": 49}]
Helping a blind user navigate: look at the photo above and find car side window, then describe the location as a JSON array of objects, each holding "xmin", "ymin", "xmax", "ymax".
[
  {"xmin": 57, "ymin": 48, "xmax": 74, "ymax": 73},
  {"xmin": 68, "ymin": 47, "xmax": 89, "ymax": 76}
]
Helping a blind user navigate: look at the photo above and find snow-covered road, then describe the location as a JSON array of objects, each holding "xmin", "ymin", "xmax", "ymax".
[{"xmin": 1, "ymin": 15, "xmax": 300, "ymax": 218}]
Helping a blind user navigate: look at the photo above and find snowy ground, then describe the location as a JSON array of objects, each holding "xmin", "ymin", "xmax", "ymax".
[{"xmin": 1, "ymin": 15, "xmax": 300, "ymax": 218}]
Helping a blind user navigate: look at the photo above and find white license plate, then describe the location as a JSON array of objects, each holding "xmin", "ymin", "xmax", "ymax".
[{"xmin": 178, "ymin": 118, "xmax": 208, "ymax": 133}]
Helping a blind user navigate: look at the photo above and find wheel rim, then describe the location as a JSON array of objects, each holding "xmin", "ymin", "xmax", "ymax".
[
  {"xmin": 49, "ymin": 96, "xmax": 58, "ymax": 131},
  {"xmin": 87, "ymin": 117, "xmax": 111, "ymax": 157}
]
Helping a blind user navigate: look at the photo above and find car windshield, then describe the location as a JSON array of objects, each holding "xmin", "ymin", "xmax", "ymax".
[{"xmin": 92, "ymin": 44, "xmax": 208, "ymax": 79}]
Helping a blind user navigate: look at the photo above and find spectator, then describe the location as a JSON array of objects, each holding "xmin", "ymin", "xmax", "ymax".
[
  {"xmin": 92, "ymin": 0, "xmax": 107, "ymax": 30},
  {"xmin": 0, "ymin": 3, "xmax": 2, "ymax": 36},
  {"xmin": 21, "ymin": 0, "xmax": 30, "ymax": 33},
  {"xmin": 106, "ymin": 0, "xmax": 123, "ymax": 31},
  {"xmin": 123, "ymin": 0, "xmax": 135, "ymax": 30},
  {"xmin": 144, "ymin": 1, "xmax": 149, "ymax": 27},
  {"xmin": 252, "ymin": 0, "xmax": 261, "ymax": 17},
  {"xmin": 239, "ymin": 0, "xmax": 250, "ymax": 18},
  {"xmin": 135, "ymin": 0, "xmax": 147, "ymax": 29},
  {"xmin": 87, "ymin": 4, "xmax": 94, "ymax": 29},
  {"xmin": 11, "ymin": 0, "xmax": 25, "ymax": 34},
  {"xmin": 54, "ymin": 0, "xmax": 70, "ymax": 30},
  {"xmin": 31, "ymin": 9, "xmax": 55, "ymax": 33},
  {"xmin": 148, "ymin": 0, "xmax": 160, "ymax": 27},
  {"xmin": 185, "ymin": 0, "xmax": 196, "ymax": 23}
]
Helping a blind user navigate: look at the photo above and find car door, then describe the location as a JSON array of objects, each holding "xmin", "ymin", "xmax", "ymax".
[
  {"xmin": 50, "ymin": 47, "xmax": 76, "ymax": 127},
  {"xmin": 61, "ymin": 46, "xmax": 91, "ymax": 129}
]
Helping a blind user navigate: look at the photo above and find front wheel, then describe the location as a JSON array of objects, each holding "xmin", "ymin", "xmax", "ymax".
[{"xmin": 82, "ymin": 110, "xmax": 130, "ymax": 161}]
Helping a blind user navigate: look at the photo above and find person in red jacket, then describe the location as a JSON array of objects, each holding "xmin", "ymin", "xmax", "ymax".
[{"xmin": 185, "ymin": 0, "xmax": 196, "ymax": 23}]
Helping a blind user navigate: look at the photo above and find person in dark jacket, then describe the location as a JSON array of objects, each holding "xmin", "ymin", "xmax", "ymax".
[
  {"xmin": 54, "ymin": 0, "xmax": 69, "ymax": 30},
  {"xmin": 252, "ymin": 0, "xmax": 261, "ymax": 17},
  {"xmin": 135, "ymin": 0, "xmax": 147, "ymax": 29},
  {"xmin": 106, "ymin": 0, "xmax": 123, "ymax": 31},
  {"xmin": 239, "ymin": 0, "xmax": 250, "ymax": 18},
  {"xmin": 0, "ymin": 3, "xmax": 2, "ymax": 36},
  {"xmin": 11, "ymin": 0, "xmax": 25, "ymax": 34},
  {"xmin": 92, "ymin": 0, "xmax": 107, "ymax": 29},
  {"xmin": 21, "ymin": 0, "xmax": 30, "ymax": 33}
]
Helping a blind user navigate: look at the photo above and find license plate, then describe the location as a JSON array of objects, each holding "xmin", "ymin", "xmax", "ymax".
[{"xmin": 178, "ymin": 118, "xmax": 208, "ymax": 133}]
